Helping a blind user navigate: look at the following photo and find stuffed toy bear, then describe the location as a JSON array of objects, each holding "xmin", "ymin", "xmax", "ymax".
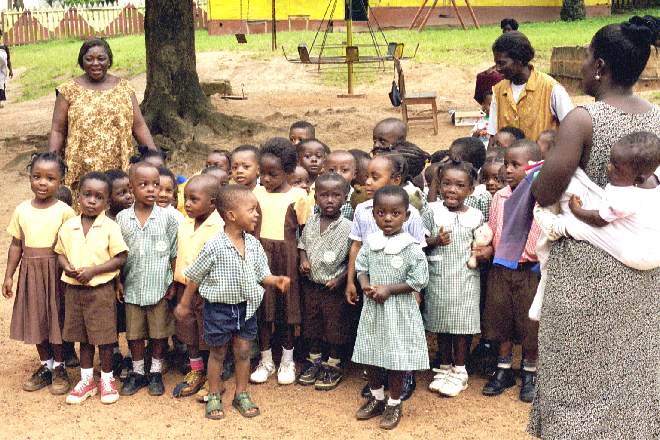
[{"xmin": 467, "ymin": 224, "xmax": 493, "ymax": 269}]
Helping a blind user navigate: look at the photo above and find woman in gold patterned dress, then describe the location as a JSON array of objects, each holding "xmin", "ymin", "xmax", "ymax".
[{"xmin": 48, "ymin": 38, "xmax": 157, "ymax": 191}]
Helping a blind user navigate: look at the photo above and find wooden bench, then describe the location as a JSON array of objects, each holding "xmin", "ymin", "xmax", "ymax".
[{"xmin": 394, "ymin": 58, "xmax": 438, "ymax": 135}]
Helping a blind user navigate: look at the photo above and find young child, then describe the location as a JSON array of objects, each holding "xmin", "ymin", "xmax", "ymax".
[
  {"xmin": 175, "ymin": 185, "xmax": 290, "ymax": 420},
  {"xmin": 3, "ymin": 152, "xmax": 76, "ymax": 395},
  {"xmin": 206, "ymin": 149, "xmax": 231, "ymax": 173},
  {"xmin": 480, "ymin": 158, "xmax": 506, "ymax": 196},
  {"xmin": 251, "ymin": 138, "xmax": 307, "ymax": 385},
  {"xmin": 393, "ymin": 141, "xmax": 431, "ymax": 212},
  {"xmin": 157, "ymin": 167, "xmax": 184, "ymax": 224},
  {"xmin": 352, "ymin": 185, "xmax": 429, "ymax": 430},
  {"xmin": 372, "ymin": 118, "xmax": 407, "ymax": 156},
  {"xmin": 287, "ymin": 165, "xmax": 311, "ymax": 193},
  {"xmin": 482, "ymin": 140, "xmax": 542, "ymax": 403},
  {"xmin": 530, "ymin": 131, "xmax": 660, "ymax": 320},
  {"xmin": 536, "ymin": 129, "xmax": 556, "ymax": 159},
  {"xmin": 0, "ymin": 41, "xmax": 12, "ymax": 108},
  {"xmin": 298, "ymin": 173, "xmax": 353, "ymax": 390},
  {"xmin": 231, "ymin": 145, "xmax": 260, "ymax": 191},
  {"xmin": 425, "ymin": 161, "xmax": 492, "ymax": 397},
  {"xmin": 490, "ymin": 126, "xmax": 525, "ymax": 149},
  {"xmin": 346, "ymin": 154, "xmax": 427, "ymax": 401},
  {"xmin": 297, "ymin": 138, "xmax": 328, "ymax": 187},
  {"xmin": 202, "ymin": 166, "xmax": 230, "ymax": 188},
  {"xmin": 105, "ymin": 168, "xmax": 134, "ymax": 377},
  {"xmin": 348, "ymin": 149, "xmax": 371, "ymax": 209},
  {"xmin": 322, "ymin": 150, "xmax": 357, "ymax": 220},
  {"xmin": 116, "ymin": 162, "xmax": 178, "ymax": 397},
  {"xmin": 472, "ymin": 92, "xmax": 494, "ymax": 148},
  {"xmin": 172, "ymin": 175, "xmax": 224, "ymax": 399},
  {"xmin": 289, "ymin": 120, "xmax": 316, "ymax": 146},
  {"xmin": 55, "ymin": 184, "xmax": 79, "ymax": 369},
  {"xmin": 55, "ymin": 172, "xmax": 128, "ymax": 405}
]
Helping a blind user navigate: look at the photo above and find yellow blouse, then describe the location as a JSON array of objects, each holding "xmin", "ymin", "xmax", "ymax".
[
  {"xmin": 7, "ymin": 200, "xmax": 76, "ymax": 248},
  {"xmin": 54, "ymin": 213, "xmax": 128, "ymax": 286},
  {"xmin": 253, "ymin": 186, "xmax": 307, "ymax": 240},
  {"xmin": 174, "ymin": 210, "xmax": 224, "ymax": 284}
]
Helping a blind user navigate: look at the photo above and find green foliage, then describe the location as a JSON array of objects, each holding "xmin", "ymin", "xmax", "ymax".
[
  {"xmin": 561, "ymin": 0, "xmax": 587, "ymax": 21},
  {"xmin": 9, "ymin": 7, "xmax": 659, "ymax": 101},
  {"xmin": 62, "ymin": 0, "xmax": 117, "ymax": 6}
]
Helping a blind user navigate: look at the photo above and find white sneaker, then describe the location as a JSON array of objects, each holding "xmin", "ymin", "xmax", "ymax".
[
  {"xmin": 250, "ymin": 361, "xmax": 275, "ymax": 384},
  {"xmin": 438, "ymin": 369, "xmax": 468, "ymax": 397},
  {"xmin": 277, "ymin": 360, "xmax": 296, "ymax": 385},
  {"xmin": 428, "ymin": 366, "xmax": 451, "ymax": 392}
]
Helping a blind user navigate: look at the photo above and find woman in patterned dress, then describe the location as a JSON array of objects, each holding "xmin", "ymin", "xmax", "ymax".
[
  {"xmin": 48, "ymin": 38, "xmax": 157, "ymax": 193},
  {"xmin": 529, "ymin": 17, "xmax": 659, "ymax": 439}
]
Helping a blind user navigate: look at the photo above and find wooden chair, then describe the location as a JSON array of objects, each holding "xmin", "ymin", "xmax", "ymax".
[{"xmin": 394, "ymin": 58, "xmax": 438, "ymax": 135}]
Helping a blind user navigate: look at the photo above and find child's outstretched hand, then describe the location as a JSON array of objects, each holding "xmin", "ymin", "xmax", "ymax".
[
  {"xmin": 568, "ymin": 195, "xmax": 583, "ymax": 213},
  {"xmin": 274, "ymin": 276, "xmax": 291, "ymax": 294},
  {"xmin": 2, "ymin": 277, "xmax": 13, "ymax": 299},
  {"xmin": 174, "ymin": 303, "xmax": 191, "ymax": 321}
]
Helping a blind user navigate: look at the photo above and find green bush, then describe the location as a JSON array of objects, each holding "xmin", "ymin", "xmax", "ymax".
[
  {"xmin": 62, "ymin": 0, "xmax": 117, "ymax": 6},
  {"xmin": 561, "ymin": 0, "xmax": 587, "ymax": 21}
]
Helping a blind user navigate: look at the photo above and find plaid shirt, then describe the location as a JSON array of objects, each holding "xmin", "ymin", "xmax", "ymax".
[
  {"xmin": 184, "ymin": 231, "xmax": 271, "ymax": 319},
  {"xmin": 298, "ymin": 212, "xmax": 352, "ymax": 284},
  {"xmin": 489, "ymin": 186, "xmax": 541, "ymax": 262},
  {"xmin": 117, "ymin": 205, "xmax": 178, "ymax": 306}
]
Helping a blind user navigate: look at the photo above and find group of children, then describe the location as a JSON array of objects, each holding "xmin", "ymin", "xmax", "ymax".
[{"xmin": 4, "ymin": 115, "xmax": 659, "ymax": 430}]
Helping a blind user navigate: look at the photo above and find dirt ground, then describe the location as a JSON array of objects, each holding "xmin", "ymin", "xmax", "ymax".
[{"xmin": 0, "ymin": 51, "xmax": 545, "ymax": 439}]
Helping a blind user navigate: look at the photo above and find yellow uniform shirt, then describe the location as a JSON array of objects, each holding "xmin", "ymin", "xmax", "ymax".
[
  {"xmin": 7, "ymin": 200, "xmax": 76, "ymax": 248},
  {"xmin": 54, "ymin": 213, "xmax": 128, "ymax": 286},
  {"xmin": 253, "ymin": 186, "xmax": 308, "ymax": 240},
  {"xmin": 174, "ymin": 210, "xmax": 224, "ymax": 285}
]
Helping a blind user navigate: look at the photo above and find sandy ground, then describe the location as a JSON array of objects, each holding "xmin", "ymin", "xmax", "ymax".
[{"xmin": 0, "ymin": 51, "xmax": 545, "ymax": 439}]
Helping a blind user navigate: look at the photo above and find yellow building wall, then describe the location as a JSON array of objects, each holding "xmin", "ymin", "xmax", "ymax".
[
  {"xmin": 369, "ymin": 0, "xmax": 609, "ymax": 6},
  {"xmin": 209, "ymin": 0, "xmax": 345, "ymax": 21}
]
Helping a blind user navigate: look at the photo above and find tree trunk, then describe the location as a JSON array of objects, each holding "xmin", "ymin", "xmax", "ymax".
[
  {"xmin": 142, "ymin": 0, "xmax": 240, "ymax": 151},
  {"xmin": 560, "ymin": 0, "xmax": 586, "ymax": 21}
]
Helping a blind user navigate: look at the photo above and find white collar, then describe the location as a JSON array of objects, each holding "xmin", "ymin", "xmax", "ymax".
[
  {"xmin": 367, "ymin": 230, "xmax": 417, "ymax": 254},
  {"xmin": 429, "ymin": 202, "xmax": 482, "ymax": 229}
]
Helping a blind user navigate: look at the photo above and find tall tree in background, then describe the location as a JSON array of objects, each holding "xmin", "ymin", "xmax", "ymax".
[
  {"xmin": 561, "ymin": 0, "xmax": 586, "ymax": 21},
  {"xmin": 141, "ymin": 0, "xmax": 244, "ymax": 151}
]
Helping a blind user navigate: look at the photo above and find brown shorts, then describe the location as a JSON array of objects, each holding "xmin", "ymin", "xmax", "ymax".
[
  {"xmin": 483, "ymin": 264, "xmax": 539, "ymax": 351},
  {"xmin": 302, "ymin": 279, "xmax": 348, "ymax": 345},
  {"xmin": 174, "ymin": 283, "xmax": 207, "ymax": 350},
  {"xmin": 125, "ymin": 298, "xmax": 174, "ymax": 341},
  {"xmin": 63, "ymin": 282, "xmax": 118, "ymax": 346}
]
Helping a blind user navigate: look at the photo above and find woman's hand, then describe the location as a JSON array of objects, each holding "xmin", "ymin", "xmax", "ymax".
[{"xmin": 2, "ymin": 277, "xmax": 13, "ymax": 299}]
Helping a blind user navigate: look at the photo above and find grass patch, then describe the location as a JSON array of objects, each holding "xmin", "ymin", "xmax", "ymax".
[{"xmin": 10, "ymin": 8, "xmax": 659, "ymax": 101}]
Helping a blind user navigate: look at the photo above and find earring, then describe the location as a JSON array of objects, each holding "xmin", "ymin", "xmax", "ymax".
[{"xmin": 594, "ymin": 72, "xmax": 601, "ymax": 81}]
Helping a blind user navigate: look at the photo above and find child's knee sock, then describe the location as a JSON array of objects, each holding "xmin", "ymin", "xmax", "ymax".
[
  {"xmin": 282, "ymin": 347, "xmax": 294, "ymax": 363},
  {"xmin": 133, "ymin": 359, "xmax": 145, "ymax": 375},
  {"xmin": 42, "ymin": 358, "xmax": 54, "ymax": 370},
  {"xmin": 261, "ymin": 349, "xmax": 273, "ymax": 365},
  {"xmin": 522, "ymin": 359, "xmax": 537, "ymax": 373},
  {"xmin": 81, "ymin": 367, "xmax": 94, "ymax": 382},
  {"xmin": 151, "ymin": 358, "xmax": 162, "ymax": 374},
  {"xmin": 371, "ymin": 386, "xmax": 385, "ymax": 401},
  {"xmin": 496, "ymin": 356, "xmax": 513, "ymax": 369}
]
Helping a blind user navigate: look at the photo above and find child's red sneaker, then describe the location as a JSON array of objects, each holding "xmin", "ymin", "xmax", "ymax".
[
  {"xmin": 99, "ymin": 377, "xmax": 120, "ymax": 404},
  {"xmin": 66, "ymin": 378, "xmax": 97, "ymax": 405}
]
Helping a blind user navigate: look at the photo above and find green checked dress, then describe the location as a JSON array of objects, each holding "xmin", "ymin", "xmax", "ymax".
[
  {"xmin": 423, "ymin": 202, "xmax": 483, "ymax": 334},
  {"xmin": 352, "ymin": 231, "xmax": 430, "ymax": 371}
]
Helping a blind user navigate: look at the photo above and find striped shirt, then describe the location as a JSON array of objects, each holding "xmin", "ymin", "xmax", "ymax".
[
  {"xmin": 298, "ymin": 212, "xmax": 352, "ymax": 284},
  {"xmin": 117, "ymin": 205, "xmax": 178, "ymax": 306}
]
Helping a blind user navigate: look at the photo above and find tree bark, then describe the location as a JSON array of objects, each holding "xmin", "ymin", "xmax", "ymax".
[{"xmin": 142, "ymin": 0, "xmax": 240, "ymax": 151}]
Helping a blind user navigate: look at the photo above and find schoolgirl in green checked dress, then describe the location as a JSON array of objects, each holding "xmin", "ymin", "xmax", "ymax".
[
  {"xmin": 424, "ymin": 161, "xmax": 492, "ymax": 399},
  {"xmin": 352, "ymin": 185, "xmax": 429, "ymax": 431}
]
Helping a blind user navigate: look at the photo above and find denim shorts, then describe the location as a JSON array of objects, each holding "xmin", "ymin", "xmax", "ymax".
[{"xmin": 203, "ymin": 301, "xmax": 257, "ymax": 347}]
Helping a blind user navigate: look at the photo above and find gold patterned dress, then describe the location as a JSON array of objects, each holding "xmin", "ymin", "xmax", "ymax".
[{"xmin": 56, "ymin": 79, "xmax": 135, "ymax": 190}]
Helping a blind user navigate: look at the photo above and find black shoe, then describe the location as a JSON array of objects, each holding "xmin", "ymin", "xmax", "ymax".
[
  {"xmin": 148, "ymin": 372, "xmax": 165, "ymax": 396},
  {"xmin": 466, "ymin": 339, "xmax": 498, "ymax": 377},
  {"xmin": 120, "ymin": 372, "xmax": 148, "ymax": 396},
  {"xmin": 400, "ymin": 371, "xmax": 416, "ymax": 401},
  {"xmin": 482, "ymin": 367, "xmax": 516, "ymax": 396},
  {"xmin": 112, "ymin": 353, "xmax": 124, "ymax": 378},
  {"xmin": 315, "ymin": 363, "xmax": 343, "ymax": 391},
  {"xmin": 356, "ymin": 397, "xmax": 386, "ymax": 420},
  {"xmin": 298, "ymin": 358, "xmax": 322, "ymax": 386},
  {"xmin": 519, "ymin": 370, "xmax": 537, "ymax": 403},
  {"xmin": 379, "ymin": 403, "xmax": 403, "ymax": 430}
]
